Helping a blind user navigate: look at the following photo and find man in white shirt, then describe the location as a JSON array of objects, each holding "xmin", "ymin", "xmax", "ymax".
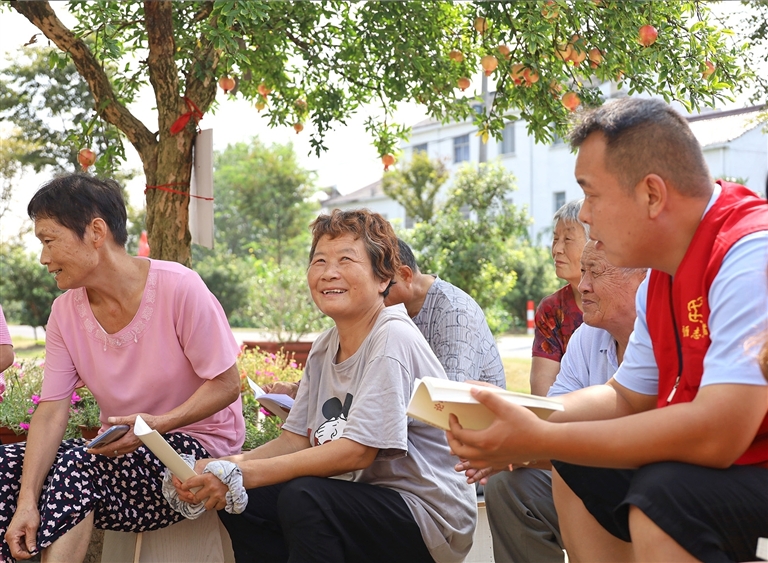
[{"xmin": 485, "ymin": 241, "xmax": 645, "ymax": 563}]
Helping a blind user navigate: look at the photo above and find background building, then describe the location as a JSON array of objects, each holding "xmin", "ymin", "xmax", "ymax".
[{"xmin": 324, "ymin": 94, "xmax": 767, "ymax": 242}]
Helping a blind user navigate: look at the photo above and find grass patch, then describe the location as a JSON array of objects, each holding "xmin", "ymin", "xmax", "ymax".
[
  {"xmin": 503, "ymin": 357, "xmax": 531, "ymax": 393},
  {"xmin": 9, "ymin": 336, "xmax": 45, "ymax": 360}
]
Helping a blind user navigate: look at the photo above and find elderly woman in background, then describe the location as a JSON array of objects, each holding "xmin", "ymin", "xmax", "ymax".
[
  {"xmin": 176, "ymin": 209, "xmax": 477, "ymax": 563},
  {"xmin": 529, "ymin": 199, "xmax": 589, "ymax": 396},
  {"xmin": 2, "ymin": 174, "xmax": 244, "ymax": 562}
]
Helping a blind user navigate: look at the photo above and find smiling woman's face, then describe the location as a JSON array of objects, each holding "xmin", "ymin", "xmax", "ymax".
[
  {"xmin": 35, "ymin": 217, "xmax": 98, "ymax": 291},
  {"xmin": 307, "ymin": 234, "xmax": 389, "ymax": 322}
]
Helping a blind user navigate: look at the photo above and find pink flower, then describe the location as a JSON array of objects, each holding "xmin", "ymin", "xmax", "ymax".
[
  {"xmin": 28, "ymin": 407, "xmax": 35, "ymax": 414},
  {"xmin": 19, "ymin": 423, "xmax": 29, "ymax": 431},
  {"xmin": 31, "ymin": 395, "xmax": 40, "ymax": 405},
  {"xmin": 71, "ymin": 392, "xmax": 81, "ymax": 404},
  {"xmin": 289, "ymin": 361, "xmax": 298, "ymax": 368}
]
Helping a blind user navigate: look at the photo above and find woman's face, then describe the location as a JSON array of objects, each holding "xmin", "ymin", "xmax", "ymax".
[
  {"xmin": 35, "ymin": 217, "xmax": 98, "ymax": 291},
  {"xmin": 307, "ymin": 234, "xmax": 389, "ymax": 322},
  {"xmin": 551, "ymin": 219, "xmax": 587, "ymax": 285}
]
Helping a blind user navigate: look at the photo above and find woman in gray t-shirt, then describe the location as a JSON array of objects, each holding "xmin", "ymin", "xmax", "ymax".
[{"xmin": 177, "ymin": 209, "xmax": 476, "ymax": 563}]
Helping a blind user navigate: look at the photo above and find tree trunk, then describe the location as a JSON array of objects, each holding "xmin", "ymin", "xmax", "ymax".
[{"xmin": 11, "ymin": 1, "xmax": 219, "ymax": 266}]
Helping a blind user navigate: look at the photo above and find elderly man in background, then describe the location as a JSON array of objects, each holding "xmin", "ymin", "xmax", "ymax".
[
  {"xmin": 384, "ymin": 239, "xmax": 505, "ymax": 388},
  {"xmin": 484, "ymin": 241, "xmax": 645, "ymax": 562}
]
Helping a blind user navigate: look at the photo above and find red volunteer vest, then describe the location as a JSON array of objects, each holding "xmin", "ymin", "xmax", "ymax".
[{"xmin": 646, "ymin": 181, "xmax": 768, "ymax": 466}]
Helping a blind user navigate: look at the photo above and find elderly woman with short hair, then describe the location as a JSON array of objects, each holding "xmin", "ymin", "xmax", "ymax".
[
  {"xmin": 530, "ymin": 199, "xmax": 589, "ymax": 396},
  {"xmin": 177, "ymin": 209, "xmax": 477, "ymax": 563}
]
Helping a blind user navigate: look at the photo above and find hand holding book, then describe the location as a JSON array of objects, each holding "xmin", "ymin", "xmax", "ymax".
[{"xmin": 407, "ymin": 377, "xmax": 563, "ymax": 432}]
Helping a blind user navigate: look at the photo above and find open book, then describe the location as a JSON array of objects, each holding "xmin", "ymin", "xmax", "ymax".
[
  {"xmin": 407, "ymin": 377, "xmax": 564, "ymax": 431},
  {"xmin": 246, "ymin": 378, "xmax": 294, "ymax": 421},
  {"xmin": 134, "ymin": 415, "xmax": 200, "ymax": 491}
]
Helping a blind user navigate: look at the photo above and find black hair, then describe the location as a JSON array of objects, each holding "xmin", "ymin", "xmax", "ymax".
[
  {"xmin": 27, "ymin": 174, "xmax": 128, "ymax": 247},
  {"xmin": 396, "ymin": 238, "xmax": 420, "ymax": 273},
  {"xmin": 569, "ymin": 97, "xmax": 710, "ymax": 197}
]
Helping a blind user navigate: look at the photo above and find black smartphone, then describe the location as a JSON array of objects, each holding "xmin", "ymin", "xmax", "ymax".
[{"xmin": 87, "ymin": 424, "xmax": 130, "ymax": 449}]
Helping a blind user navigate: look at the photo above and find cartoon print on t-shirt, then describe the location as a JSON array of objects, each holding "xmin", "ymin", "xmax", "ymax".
[{"xmin": 314, "ymin": 393, "xmax": 353, "ymax": 446}]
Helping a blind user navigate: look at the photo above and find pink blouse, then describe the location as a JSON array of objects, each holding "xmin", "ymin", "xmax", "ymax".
[{"xmin": 41, "ymin": 259, "xmax": 244, "ymax": 457}]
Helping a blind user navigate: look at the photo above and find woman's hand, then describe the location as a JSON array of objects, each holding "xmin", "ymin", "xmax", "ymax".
[
  {"xmin": 5, "ymin": 502, "xmax": 40, "ymax": 560},
  {"xmin": 86, "ymin": 412, "xmax": 163, "ymax": 457},
  {"xmin": 262, "ymin": 381, "xmax": 299, "ymax": 399},
  {"xmin": 172, "ymin": 472, "xmax": 229, "ymax": 511}
]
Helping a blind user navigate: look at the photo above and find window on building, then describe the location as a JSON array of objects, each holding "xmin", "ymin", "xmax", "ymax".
[
  {"xmin": 552, "ymin": 131, "xmax": 565, "ymax": 146},
  {"xmin": 404, "ymin": 213, "xmax": 415, "ymax": 229},
  {"xmin": 454, "ymin": 134, "xmax": 470, "ymax": 163},
  {"xmin": 471, "ymin": 103, "xmax": 484, "ymax": 116},
  {"xmin": 499, "ymin": 122, "xmax": 515, "ymax": 155},
  {"xmin": 553, "ymin": 191, "xmax": 566, "ymax": 214},
  {"xmin": 413, "ymin": 143, "xmax": 428, "ymax": 154}
]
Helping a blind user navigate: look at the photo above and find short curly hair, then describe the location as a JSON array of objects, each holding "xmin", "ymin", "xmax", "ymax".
[{"xmin": 309, "ymin": 209, "xmax": 400, "ymax": 296}]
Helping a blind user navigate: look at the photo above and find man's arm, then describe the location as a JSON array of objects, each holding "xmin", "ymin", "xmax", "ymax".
[{"xmin": 448, "ymin": 381, "xmax": 767, "ymax": 471}]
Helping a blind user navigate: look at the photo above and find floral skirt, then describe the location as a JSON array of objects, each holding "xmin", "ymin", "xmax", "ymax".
[{"xmin": 0, "ymin": 433, "xmax": 208, "ymax": 563}]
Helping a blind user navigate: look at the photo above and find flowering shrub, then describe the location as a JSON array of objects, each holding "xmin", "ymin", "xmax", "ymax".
[
  {"xmin": 0, "ymin": 359, "xmax": 100, "ymax": 439},
  {"xmin": 237, "ymin": 346, "xmax": 303, "ymax": 450},
  {"xmin": 68, "ymin": 387, "xmax": 102, "ymax": 430},
  {"xmin": 237, "ymin": 345, "xmax": 303, "ymax": 392},
  {"xmin": 0, "ymin": 359, "xmax": 45, "ymax": 435}
]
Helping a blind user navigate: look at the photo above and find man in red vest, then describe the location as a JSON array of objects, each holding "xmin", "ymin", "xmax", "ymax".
[{"xmin": 448, "ymin": 97, "xmax": 768, "ymax": 562}]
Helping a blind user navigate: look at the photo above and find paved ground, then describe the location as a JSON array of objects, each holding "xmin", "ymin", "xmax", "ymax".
[{"xmin": 9, "ymin": 325, "xmax": 534, "ymax": 359}]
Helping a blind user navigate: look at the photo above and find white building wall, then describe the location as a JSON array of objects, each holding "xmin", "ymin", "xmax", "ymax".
[
  {"xmin": 407, "ymin": 119, "xmax": 583, "ymax": 242},
  {"xmin": 330, "ymin": 102, "xmax": 767, "ymax": 243},
  {"xmin": 702, "ymin": 128, "xmax": 768, "ymax": 197}
]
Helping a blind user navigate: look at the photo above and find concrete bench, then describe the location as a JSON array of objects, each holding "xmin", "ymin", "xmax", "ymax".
[
  {"xmin": 101, "ymin": 510, "xmax": 234, "ymax": 563},
  {"xmin": 464, "ymin": 496, "xmax": 494, "ymax": 563}
]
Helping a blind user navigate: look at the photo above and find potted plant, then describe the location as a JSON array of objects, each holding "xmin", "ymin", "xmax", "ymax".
[
  {"xmin": 0, "ymin": 359, "xmax": 45, "ymax": 443},
  {"xmin": 241, "ymin": 259, "xmax": 332, "ymax": 367},
  {"xmin": 238, "ymin": 346, "xmax": 303, "ymax": 450},
  {"xmin": 69, "ymin": 387, "xmax": 102, "ymax": 439}
]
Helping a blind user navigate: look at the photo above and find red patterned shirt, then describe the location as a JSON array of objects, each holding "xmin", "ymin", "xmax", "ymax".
[{"xmin": 531, "ymin": 285, "xmax": 583, "ymax": 362}]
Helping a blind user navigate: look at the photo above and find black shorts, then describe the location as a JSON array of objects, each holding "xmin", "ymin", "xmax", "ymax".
[{"xmin": 552, "ymin": 460, "xmax": 768, "ymax": 562}]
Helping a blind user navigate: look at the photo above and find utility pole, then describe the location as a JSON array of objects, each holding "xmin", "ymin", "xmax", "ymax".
[{"xmin": 478, "ymin": 73, "xmax": 489, "ymax": 163}]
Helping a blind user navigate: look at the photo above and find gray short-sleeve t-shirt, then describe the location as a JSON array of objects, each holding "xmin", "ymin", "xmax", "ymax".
[{"xmin": 283, "ymin": 305, "xmax": 477, "ymax": 563}]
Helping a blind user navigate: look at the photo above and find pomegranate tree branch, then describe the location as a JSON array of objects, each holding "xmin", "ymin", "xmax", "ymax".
[{"xmin": 10, "ymin": 1, "xmax": 156, "ymax": 156}]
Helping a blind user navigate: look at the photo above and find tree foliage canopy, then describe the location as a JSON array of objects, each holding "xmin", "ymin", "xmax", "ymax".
[
  {"xmin": 211, "ymin": 139, "xmax": 317, "ymax": 265},
  {"xmin": 0, "ymin": 242, "xmax": 62, "ymax": 332},
  {"xmin": 0, "ymin": 46, "xmax": 126, "ymax": 176},
  {"xmin": 4, "ymin": 0, "xmax": 753, "ymax": 263},
  {"xmin": 396, "ymin": 160, "xmax": 535, "ymax": 332},
  {"xmin": 382, "ymin": 151, "xmax": 448, "ymax": 224}
]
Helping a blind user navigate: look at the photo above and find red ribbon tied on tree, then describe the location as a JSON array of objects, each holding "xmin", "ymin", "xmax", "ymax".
[{"xmin": 170, "ymin": 97, "xmax": 203, "ymax": 136}]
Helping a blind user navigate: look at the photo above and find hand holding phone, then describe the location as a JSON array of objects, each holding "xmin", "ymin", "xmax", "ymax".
[{"xmin": 87, "ymin": 424, "xmax": 130, "ymax": 449}]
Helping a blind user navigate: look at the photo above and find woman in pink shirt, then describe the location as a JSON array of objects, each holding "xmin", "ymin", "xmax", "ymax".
[{"xmin": 1, "ymin": 174, "xmax": 244, "ymax": 563}]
